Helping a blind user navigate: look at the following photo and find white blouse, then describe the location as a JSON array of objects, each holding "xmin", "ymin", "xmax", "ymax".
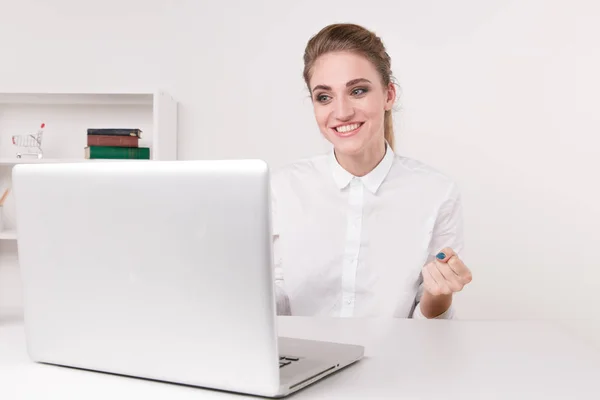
[{"xmin": 270, "ymin": 143, "xmax": 464, "ymax": 319}]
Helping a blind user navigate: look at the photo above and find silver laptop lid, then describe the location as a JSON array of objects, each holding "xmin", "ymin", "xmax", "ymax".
[{"xmin": 13, "ymin": 159, "xmax": 281, "ymax": 396}]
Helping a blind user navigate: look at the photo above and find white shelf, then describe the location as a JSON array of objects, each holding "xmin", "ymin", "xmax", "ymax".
[
  {"xmin": 0, "ymin": 158, "xmax": 83, "ymax": 166},
  {"xmin": 0, "ymin": 158, "xmax": 149, "ymax": 166},
  {"xmin": 0, "ymin": 92, "xmax": 154, "ymax": 105},
  {"xmin": 0, "ymin": 230, "xmax": 17, "ymax": 240}
]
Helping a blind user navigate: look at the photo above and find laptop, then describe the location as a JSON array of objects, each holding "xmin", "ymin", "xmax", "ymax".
[{"xmin": 12, "ymin": 159, "xmax": 364, "ymax": 398}]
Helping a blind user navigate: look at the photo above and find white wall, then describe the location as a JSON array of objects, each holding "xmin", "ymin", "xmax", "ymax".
[{"xmin": 1, "ymin": 0, "xmax": 598, "ymax": 345}]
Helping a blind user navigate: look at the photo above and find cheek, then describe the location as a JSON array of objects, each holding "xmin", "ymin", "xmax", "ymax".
[
  {"xmin": 364, "ymin": 101, "xmax": 385, "ymax": 120},
  {"xmin": 313, "ymin": 106, "xmax": 330, "ymax": 128},
  {"xmin": 364, "ymin": 104, "xmax": 386, "ymax": 129}
]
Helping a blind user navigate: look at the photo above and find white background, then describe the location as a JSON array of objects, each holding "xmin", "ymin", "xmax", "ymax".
[{"xmin": 0, "ymin": 0, "xmax": 598, "ymax": 346}]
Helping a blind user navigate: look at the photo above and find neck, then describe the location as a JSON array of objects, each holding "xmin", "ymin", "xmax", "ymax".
[{"xmin": 335, "ymin": 139, "xmax": 387, "ymax": 177}]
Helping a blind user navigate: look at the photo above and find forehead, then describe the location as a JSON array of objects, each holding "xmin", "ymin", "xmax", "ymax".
[{"xmin": 310, "ymin": 51, "xmax": 380, "ymax": 89}]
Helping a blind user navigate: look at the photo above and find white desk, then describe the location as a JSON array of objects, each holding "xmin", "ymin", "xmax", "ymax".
[{"xmin": 1, "ymin": 314, "xmax": 599, "ymax": 399}]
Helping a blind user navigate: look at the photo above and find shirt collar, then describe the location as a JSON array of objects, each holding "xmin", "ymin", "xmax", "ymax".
[{"xmin": 329, "ymin": 142, "xmax": 395, "ymax": 194}]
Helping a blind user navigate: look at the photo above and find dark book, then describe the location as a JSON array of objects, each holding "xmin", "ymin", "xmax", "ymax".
[
  {"xmin": 87, "ymin": 135, "xmax": 139, "ymax": 148},
  {"xmin": 85, "ymin": 146, "xmax": 150, "ymax": 160},
  {"xmin": 87, "ymin": 128, "xmax": 142, "ymax": 139}
]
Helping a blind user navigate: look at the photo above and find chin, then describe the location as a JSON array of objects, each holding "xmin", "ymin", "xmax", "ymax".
[{"xmin": 329, "ymin": 136, "xmax": 368, "ymax": 156}]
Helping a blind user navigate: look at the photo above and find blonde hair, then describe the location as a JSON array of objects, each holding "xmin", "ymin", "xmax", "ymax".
[{"xmin": 303, "ymin": 23, "xmax": 396, "ymax": 150}]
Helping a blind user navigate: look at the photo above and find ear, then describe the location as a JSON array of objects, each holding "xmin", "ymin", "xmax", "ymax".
[{"xmin": 384, "ymin": 82, "xmax": 396, "ymax": 111}]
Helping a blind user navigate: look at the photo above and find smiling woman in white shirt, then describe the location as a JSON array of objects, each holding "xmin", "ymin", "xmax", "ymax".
[{"xmin": 271, "ymin": 23, "xmax": 473, "ymax": 319}]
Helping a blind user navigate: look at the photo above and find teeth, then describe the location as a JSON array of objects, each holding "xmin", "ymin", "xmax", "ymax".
[{"xmin": 335, "ymin": 123, "xmax": 361, "ymax": 133}]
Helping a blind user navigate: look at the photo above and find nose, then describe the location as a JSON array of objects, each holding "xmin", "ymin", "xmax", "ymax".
[{"xmin": 334, "ymin": 96, "xmax": 354, "ymax": 121}]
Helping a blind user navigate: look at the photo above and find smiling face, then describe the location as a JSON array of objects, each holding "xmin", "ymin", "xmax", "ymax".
[{"xmin": 309, "ymin": 51, "xmax": 395, "ymax": 157}]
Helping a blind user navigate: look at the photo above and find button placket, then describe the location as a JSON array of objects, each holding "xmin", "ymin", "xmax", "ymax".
[{"xmin": 340, "ymin": 178, "xmax": 363, "ymax": 317}]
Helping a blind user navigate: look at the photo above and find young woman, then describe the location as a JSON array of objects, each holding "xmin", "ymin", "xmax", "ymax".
[{"xmin": 271, "ymin": 23, "xmax": 472, "ymax": 319}]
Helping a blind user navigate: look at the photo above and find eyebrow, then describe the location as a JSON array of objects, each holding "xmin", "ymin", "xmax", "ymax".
[{"xmin": 312, "ymin": 78, "xmax": 372, "ymax": 93}]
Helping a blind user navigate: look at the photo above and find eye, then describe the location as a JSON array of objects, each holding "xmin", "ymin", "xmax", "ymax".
[
  {"xmin": 316, "ymin": 94, "xmax": 331, "ymax": 103},
  {"xmin": 351, "ymin": 87, "xmax": 368, "ymax": 96}
]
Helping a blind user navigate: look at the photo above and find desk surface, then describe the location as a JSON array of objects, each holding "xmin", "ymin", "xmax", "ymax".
[{"xmin": 1, "ymin": 315, "xmax": 599, "ymax": 399}]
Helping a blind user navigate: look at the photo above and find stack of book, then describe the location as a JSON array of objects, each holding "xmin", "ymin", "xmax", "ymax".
[{"xmin": 85, "ymin": 129, "xmax": 150, "ymax": 159}]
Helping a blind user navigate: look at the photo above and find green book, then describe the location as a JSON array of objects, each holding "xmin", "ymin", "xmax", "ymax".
[{"xmin": 85, "ymin": 146, "xmax": 150, "ymax": 159}]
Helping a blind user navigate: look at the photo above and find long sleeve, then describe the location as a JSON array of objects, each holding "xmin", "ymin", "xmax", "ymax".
[
  {"xmin": 271, "ymin": 185, "xmax": 291, "ymax": 315},
  {"xmin": 411, "ymin": 182, "xmax": 465, "ymax": 319},
  {"xmin": 273, "ymin": 234, "xmax": 291, "ymax": 315}
]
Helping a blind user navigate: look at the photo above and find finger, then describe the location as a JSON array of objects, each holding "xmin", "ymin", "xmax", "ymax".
[
  {"xmin": 446, "ymin": 256, "xmax": 463, "ymax": 276},
  {"xmin": 436, "ymin": 260, "xmax": 464, "ymax": 292},
  {"xmin": 422, "ymin": 267, "xmax": 440, "ymax": 296},
  {"xmin": 426, "ymin": 263, "xmax": 451, "ymax": 295},
  {"xmin": 435, "ymin": 247, "xmax": 456, "ymax": 263},
  {"xmin": 448, "ymin": 256, "xmax": 473, "ymax": 284}
]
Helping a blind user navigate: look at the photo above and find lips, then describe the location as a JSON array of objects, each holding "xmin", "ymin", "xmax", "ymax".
[{"xmin": 331, "ymin": 122, "xmax": 364, "ymax": 138}]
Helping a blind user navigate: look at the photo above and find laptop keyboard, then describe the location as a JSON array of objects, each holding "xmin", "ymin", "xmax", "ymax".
[{"xmin": 279, "ymin": 355, "xmax": 300, "ymax": 368}]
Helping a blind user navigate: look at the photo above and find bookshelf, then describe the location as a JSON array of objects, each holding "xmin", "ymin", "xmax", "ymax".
[
  {"xmin": 0, "ymin": 91, "xmax": 177, "ymax": 161},
  {"xmin": 0, "ymin": 90, "xmax": 178, "ymax": 243}
]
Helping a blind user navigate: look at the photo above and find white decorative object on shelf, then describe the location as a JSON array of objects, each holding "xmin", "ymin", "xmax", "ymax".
[{"xmin": 12, "ymin": 122, "xmax": 46, "ymax": 159}]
